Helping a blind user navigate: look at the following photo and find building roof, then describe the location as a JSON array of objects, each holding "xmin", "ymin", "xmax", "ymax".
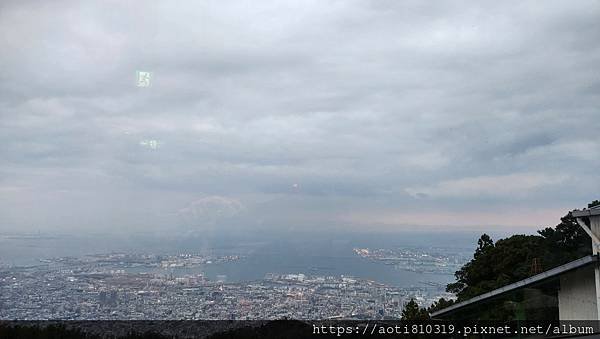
[
  {"xmin": 430, "ymin": 255, "xmax": 598, "ymax": 318},
  {"xmin": 572, "ymin": 205, "xmax": 600, "ymax": 218}
]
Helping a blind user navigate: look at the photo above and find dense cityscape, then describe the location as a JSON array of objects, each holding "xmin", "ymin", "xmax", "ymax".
[{"xmin": 0, "ymin": 250, "xmax": 459, "ymax": 320}]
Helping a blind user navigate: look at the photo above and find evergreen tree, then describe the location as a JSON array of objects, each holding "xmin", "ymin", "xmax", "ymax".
[
  {"xmin": 446, "ymin": 200, "xmax": 599, "ymax": 302},
  {"xmin": 401, "ymin": 299, "xmax": 429, "ymax": 321},
  {"xmin": 427, "ymin": 297, "xmax": 455, "ymax": 314},
  {"xmin": 538, "ymin": 200, "xmax": 598, "ymax": 265}
]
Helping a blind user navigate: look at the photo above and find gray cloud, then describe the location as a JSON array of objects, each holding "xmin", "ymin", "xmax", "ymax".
[{"xmin": 1, "ymin": 0, "xmax": 599, "ymax": 233}]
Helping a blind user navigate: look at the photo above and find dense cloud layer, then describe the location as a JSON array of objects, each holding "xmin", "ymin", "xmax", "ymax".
[{"xmin": 1, "ymin": 0, "xmax": 599, "ymax": 234}]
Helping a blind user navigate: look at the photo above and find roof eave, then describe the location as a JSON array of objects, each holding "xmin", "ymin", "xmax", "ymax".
[
  {"xmin": 431, "ymin": 255, "xmax": 598, "ymax": 318},
  {"xmin": 571, "ymin": 209, "xmax": 600, "ymax": 218}
]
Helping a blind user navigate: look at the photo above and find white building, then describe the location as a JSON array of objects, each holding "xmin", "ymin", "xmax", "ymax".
[{"xmin": 561, "ymin": 205, "xmax": 600, "ymax": 320}]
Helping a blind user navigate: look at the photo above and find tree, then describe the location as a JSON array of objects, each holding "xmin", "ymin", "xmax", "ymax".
[
  {"xmin": 447, "ymin": 234, "xmax": 551, "ymax": 300},
  {"xmin": 427, "ymin": 298, "xmax": 455, "ymax": 314},
  {"xmin": 401, "ymin": 299, "xmax": 429, "ymax": 321},
  {"xmin": 475, "ymin": 233, "xmax": 494, "ymax": 258},
  {"xmin": 537, "ymin": 200, "xmax": 598, "ymax": 266},
  {"xmin": 445, "ymin": 200, "xmax": 599, "ymax": 304}
]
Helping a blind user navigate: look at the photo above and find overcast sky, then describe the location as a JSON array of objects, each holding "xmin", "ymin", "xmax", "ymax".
[{"xmin": 1, "ymin": 1, "xmax": 599, "ymax": 235}]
